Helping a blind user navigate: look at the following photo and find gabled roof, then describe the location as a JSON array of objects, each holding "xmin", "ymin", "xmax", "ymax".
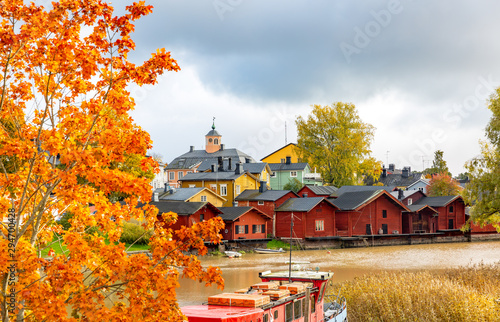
[
  {"xmin": 197, "ymin": 160, "xmax": 270, "ymax": 174},
  {"xmin": 334, "ymin": 185, "xmax": 396, "ymax": 197},
  {"xmin": 166, "ymin": 148, "xmax": 255, "ymax": 170},
  {"xmin": 389, "ymin": 189, "xmax": 423, "ymax": 200},
  {"xmin": 377, "ymin": 172, "xmax": 424, "ymax": 187},
  {"xmin": 299, "ymin": 185, "xmax": 338, "ymax": 196},
  {"xmin": 149, "ymin": 201, "xmax": 222, "ymax": 216},
  {"xmin": 235, "ymin": 189, "xmax": 298, "ymax": 201},
  {"xmin": 218, "ymin": 206, "xmax": 271, "ymax": 221},
  {"xmin": 178, "ymin": 170, "xmax": 257, "ymax": 182},
  {"xmin": 412, "ymin": 195, "xmax": 463, "ymax": 207},
  {"xmin": 330, "ymin": 190, "xmax": 409, "ymax": 212},
  {"xmin": 406, "ymin": 178, "xmax": 430, "ymax": 190},
  {"xmin": 158, "ymin": 187, "xmax": 226, "ymax": 203},
  {"xmin": 406, "ymin": 204, "xmax": 438, "ymax": 214},
  {"xmin": 269, "ymin": 163, "xmax": 309, "ymax": 171},
  {"xmin": 276, "ymin": 197, "xmax": 336, "ymax": 212},
  {"xmin": 260, "ymin": 143, "xmax": 297, "ymax": 161},
  {"xmin": 159, "ymin": 187, "xmax": 204, "ymax": 201}
]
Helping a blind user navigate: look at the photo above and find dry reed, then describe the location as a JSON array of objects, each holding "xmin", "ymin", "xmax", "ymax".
[{"xmin": 328, "ymin": 262, "xmax": 500, "ymax": 321}]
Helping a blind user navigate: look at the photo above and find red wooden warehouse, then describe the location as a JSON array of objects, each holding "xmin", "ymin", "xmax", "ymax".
[
  {"xmin": 274, "ymin": 197, "xmax": 339, "ymax": 239},
  {"xmin": 218, "ymin": 206, "xmax": 272, "ymax": 241},
  {"xmin": 234, "ymin": 188, "xmax": 298, "ymax": 237},
  {"xmin": 330, "ymin": 189, "xmax": 410, "ymax": 237},
  {"xmin": 152, "ymin": 201, "xmax": 222, "ymax": 232},
  {"xmin": 410, "ymin": 195, "xmax": 466, "ymax": 231}
]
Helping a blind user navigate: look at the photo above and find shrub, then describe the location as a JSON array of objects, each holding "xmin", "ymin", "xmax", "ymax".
[{"xmin": 119, "ymin": 222, "xmax": 153, "ymax": 245}]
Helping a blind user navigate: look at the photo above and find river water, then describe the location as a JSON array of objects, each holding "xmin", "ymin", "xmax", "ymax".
[{"xmin": 177, "ymin": 240, "xmax": 500, "ymax": 306}]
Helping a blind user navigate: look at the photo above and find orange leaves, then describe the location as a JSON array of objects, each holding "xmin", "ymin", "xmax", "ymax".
[{"xmin": 0, "ymin": 0, "xmax": 226, "ymax": 320}]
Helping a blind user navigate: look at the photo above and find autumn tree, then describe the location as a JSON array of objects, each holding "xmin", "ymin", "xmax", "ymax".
[
  {"xmin": 426, "ymin": 173, "xmax": 461, "ymax": 197},
  {"xmin": 0, "ymin": 1, "xmax": 224, "ymax": 321},
  {"xmin": 296, "ymin": 103, "xmax": 381, "ymax": 186},
  {"xmin": 465, "ymin": 87, "xmax": 500, "ymax": 231}
]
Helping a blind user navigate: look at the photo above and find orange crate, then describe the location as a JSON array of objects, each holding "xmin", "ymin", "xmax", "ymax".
[
  {"xmin": 263, "ymin": 289, "xmax": 290, "ymax": 300},
  {"xmin": 207, "ymin": 293, "xmax": 270, "ymax": 307},
  {"xmin": 251, "ymin": 281, "xmax": 280, "ymax": 290},
  {"xmin": 279, "ymin": 283, "xmax": 307, "ymax": 294}
]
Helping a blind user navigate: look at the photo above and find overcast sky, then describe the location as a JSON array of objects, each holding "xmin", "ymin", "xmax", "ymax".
[{"xmin": 121, "ymin": 0, "xmax": 500, "ymax": 176}]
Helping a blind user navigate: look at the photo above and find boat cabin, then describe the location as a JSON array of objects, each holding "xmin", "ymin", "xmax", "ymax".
[{"xmin": 181, "ymin": 270, "xmax": 346, "ymax": 322}]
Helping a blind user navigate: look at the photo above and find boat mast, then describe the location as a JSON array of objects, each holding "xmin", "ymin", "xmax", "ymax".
[{"xmin": 288, "ymin": 211, "xmax": 293, "ymax": 283}]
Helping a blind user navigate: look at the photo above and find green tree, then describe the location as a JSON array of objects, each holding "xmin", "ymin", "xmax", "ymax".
[
  {"xmin": 424, "ymin": 150, "xmax": 451, "ymax": 177},
  {"xmin": 296, "ymin": 103, "xmax": 381, "ymax": 186},
  {"xmin": 283, "ymin": 178, "xmax": 304, "ymax": 193},
  {"xmin": 427, "ymin": 173, "xmax": 461, "ymax": 197},
  {"xmin": 465, "ymin": 87, "xmax": 500, "ymax": 231}
]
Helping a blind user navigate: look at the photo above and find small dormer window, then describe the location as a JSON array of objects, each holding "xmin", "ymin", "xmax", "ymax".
[{"xmin": 408, "ymin": 198, "xmax": 412, "ymax": 205}]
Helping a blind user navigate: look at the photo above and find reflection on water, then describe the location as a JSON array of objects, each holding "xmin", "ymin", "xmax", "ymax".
[{"xmin": 178, "ymin": 241, "xmax": 500, "ymax": 306}]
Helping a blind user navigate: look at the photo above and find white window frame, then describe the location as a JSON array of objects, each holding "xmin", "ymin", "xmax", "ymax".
[
  {"xmin": 178, "ymin": 172, "xmax": 183, "ymax": 179},
  {"xmin": 169, "ymin": 172, "xmax": 175, "ymax": 180},
  {"xmin": 315, "ymin": 220, "xmax": 324, "ymax": 231},
  {"xmin": 290, "ymin": 171, "xmax": 297, "ymax": 177},
  {"xmin": 258, "ymin": 200, "xmax": 264, "ymax": 206},
  {"xmin": 220, "ymin": 184, "xmax": 227, "ymax": 196},
  {"xmin": 188, "ymin": 184, "xmax": 195, "ymax": 188},
  {"xmin": 201, "ymin": 195, "xmax": 207, "ymax": 202},
  {"xmin": 210, "ymin": 184, "xmax": 217, "ymax": 192},
  {"xmin": 235, "ymin": 185, "xmax": 241, "ymax": 195},
  {"xmin": 408, "ymin": 198, "xmax": 413, "ymax": 205}
]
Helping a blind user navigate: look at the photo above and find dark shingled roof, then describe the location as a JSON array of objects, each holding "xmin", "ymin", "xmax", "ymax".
[
  {"xmin": 149, "ymin": 201, "xmax": 222, "ymax": 216},
  {"xmin": 334, "ymin": 185, "xmax": 396, "ymax": 197},
  {"xmin": 206, "ymin": 129, "xmax": 221, "ymax": 136},
  {"xmin": 179, "ymin": 171, "xmax": 247, "ymax": 181},
  {"xmin": 217, "ymin": 206, "xmax": 253, "ymax": 221},
  {"xmin": 406, "ymin": 204, "xmax": 438, "ymax": 213},
  {"xmin": 275, "ymin": 197, "xmax": 330, "ymax": 212},
  {"xmin": 166, "ymin": 148, "xmax": 255, "ymax": 170},
  {"xmin": 303, "ymin": 185, "xmax": 338, "ymax": 195},
  {"xmin": 269, "ymin": 163, "xmax": 309, "ymax": 171},
  {"xmin": 413, "ymin": 196, "xmax": 462, "ymax": 207},
  {"xmin": 197, "ymin": 160, "xmax": 268, "ymax": 174},
  {"xmin": 218, "ymin": 206, "xmax": 270, "ymax": 221},
  {"xmin": 235, "ymin": 189, "xmax": 297, "ymax": 201},
  {"xmin": 329, "ymin": 190, "xmax": 383, "ymax": 211},
  {"xmin": 377, "ymin": 173, "xmax": 424, "ymax": 187},
  {"xmin": 158, "ymin": 187, "xmax": 204, "ymax": 201}
]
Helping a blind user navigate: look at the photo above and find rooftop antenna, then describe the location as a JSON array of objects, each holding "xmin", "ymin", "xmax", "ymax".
[{"xmin": 285, "ymin": 121, "xmax": 287, "ymax": 145}]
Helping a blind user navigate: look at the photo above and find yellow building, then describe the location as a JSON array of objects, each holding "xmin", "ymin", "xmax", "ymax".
[
  {"xmin": 179, "ymin": 165, "xmax": 259, "ymax": 207},
  {"xmin": 157, "ymin": 187, "xmax": 227, "ymax": 207},
  {"xmin": 260, "ymin": 143, "xmax": 301, "ymax": 164}
]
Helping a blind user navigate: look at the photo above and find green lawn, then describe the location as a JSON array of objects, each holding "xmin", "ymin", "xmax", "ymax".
[{"xmin": 41, "ymin": 234, "xmax": 150, "ymax": 257}]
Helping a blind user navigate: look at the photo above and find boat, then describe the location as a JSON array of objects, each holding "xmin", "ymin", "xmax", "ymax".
[
  {"xmin": 254, "ymin": 247, "xmax": 286, "ymax": 254},
  {"xmin": 181, "ymin": 267, "xmax": 347, "ymax": 321},
  {"xmin": 224, "ymin": 250, "xmax": 242, "ymax": 258}
]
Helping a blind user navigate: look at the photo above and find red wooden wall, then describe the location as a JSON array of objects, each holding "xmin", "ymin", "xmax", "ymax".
[{"xmin": 222, "ymin": 209, "xmax": 270, "ymax": 241}]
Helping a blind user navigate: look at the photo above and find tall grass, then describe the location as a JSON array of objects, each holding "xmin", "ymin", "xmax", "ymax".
[{"xmin": 329, "ymin": 262, "xmax": 500, "ymax": 321}]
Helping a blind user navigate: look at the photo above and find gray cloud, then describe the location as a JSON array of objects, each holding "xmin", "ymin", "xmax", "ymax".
[{"xmin": 123, "ymin": 0, "xmax": 500, "ymax": 175}]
